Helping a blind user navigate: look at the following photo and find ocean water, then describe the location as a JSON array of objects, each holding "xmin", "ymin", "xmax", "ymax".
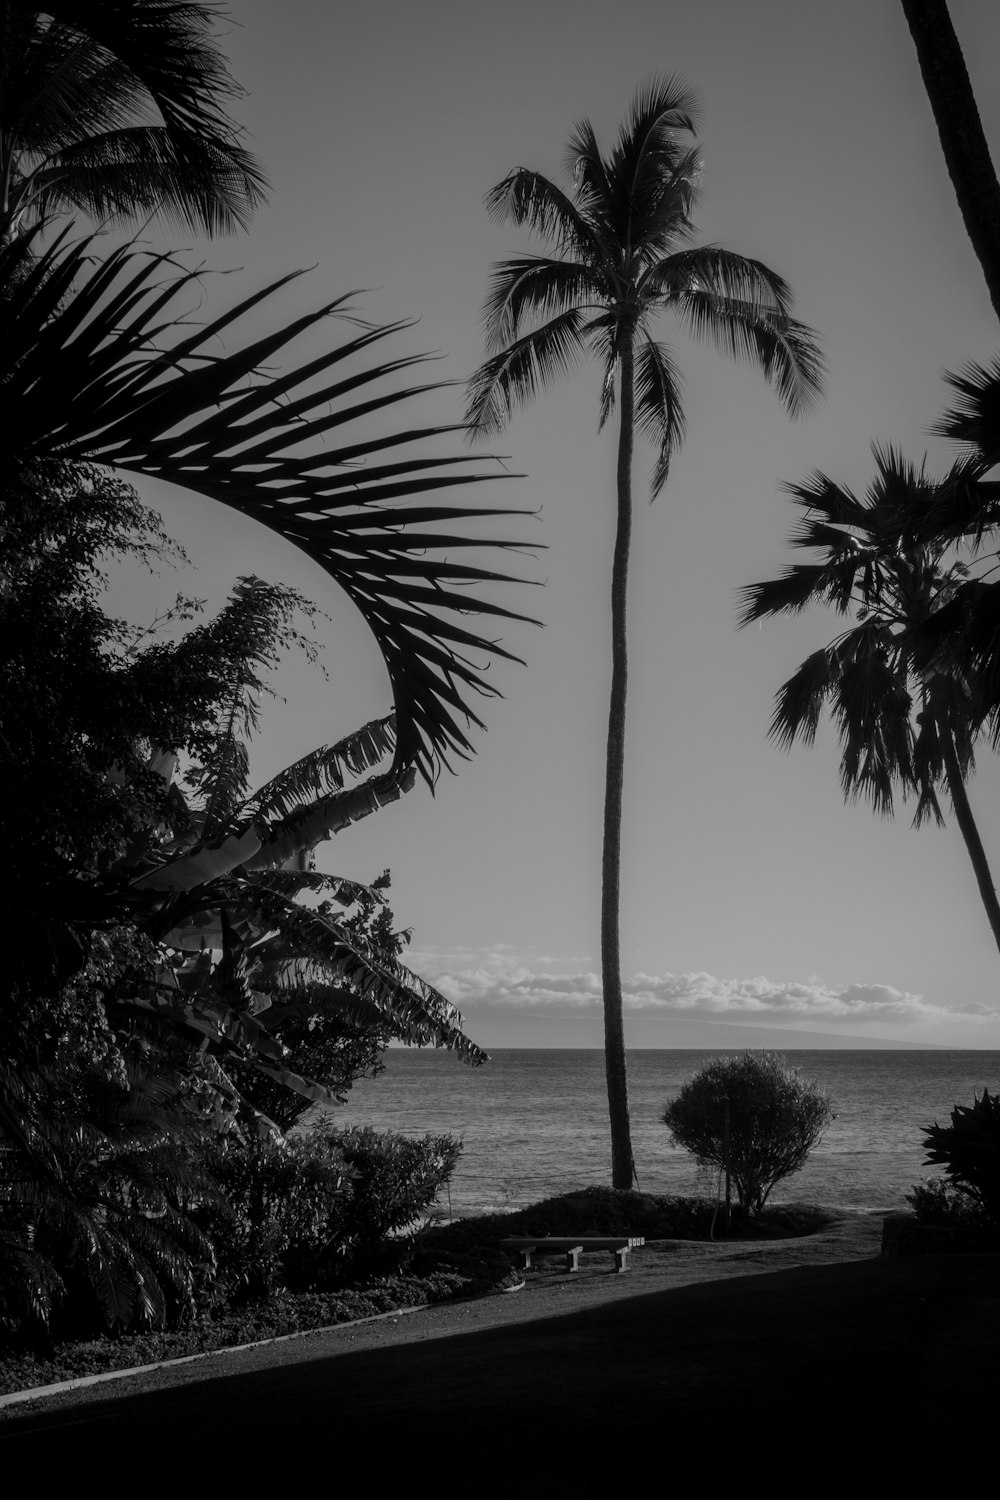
[{"xmin": 336, "ymin": 1048, "xmax": 1000, "ymax": 1218}]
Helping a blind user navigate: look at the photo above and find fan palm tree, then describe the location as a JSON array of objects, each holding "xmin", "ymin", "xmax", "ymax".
[
  {"xmin": 466, "ymin": 77, "xmax": 824, "ymax": 1187},
  {"xmin": 740, "ymin": 444, "xmax": 1000, "ymax": 957},
  {"xmin": 0, "ymin": 1, "xmax": 267, "ymax": 239}
]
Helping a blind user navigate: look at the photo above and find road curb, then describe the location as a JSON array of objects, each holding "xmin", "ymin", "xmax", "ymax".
[{"xmin": 0, "ymin": 1302, "xmax": 430, "ymax": 1410}]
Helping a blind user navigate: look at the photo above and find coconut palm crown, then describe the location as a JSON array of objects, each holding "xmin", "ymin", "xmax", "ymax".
[
  {"xmin": 740, "ymin": 444, "xmax": 1000, "ymax": 957},
  {"xmin": 1, "ymin": 2, "xmax": 267, "ymax": 238},
  {"xmin": 467, "ymin": 76, "xmax": 824, "ymax": 485},
  {"xmin": 466, "ymin": 77, "xmax": 824, "ymax": 1188}
]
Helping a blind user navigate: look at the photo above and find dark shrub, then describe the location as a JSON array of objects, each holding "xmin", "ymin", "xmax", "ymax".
[
  {"xmin": 329, "ymin": 1124, "xmax": 462, "ymax": 1275},
  {"xmin": 193, "ymin": 1123, "xmax": 461, "ymax": 1298},
  {"xmin": 917, "ymin": 1087, "xmax": 1000, "ymax": 1225},
  {"xmin": 906, "ymin": 1177, "xmax": 991, "ymax": 1228},
  {"xmin": 194, "ymin": 1131, "xmax": 352, "ymax": 1303}
]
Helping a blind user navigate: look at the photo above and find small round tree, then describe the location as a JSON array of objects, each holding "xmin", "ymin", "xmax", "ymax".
[{"xmin": 662, "ymin": 1052, "xmax": 833, "ymax": 1217}]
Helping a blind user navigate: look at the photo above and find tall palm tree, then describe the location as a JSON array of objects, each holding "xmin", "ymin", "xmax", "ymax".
[
  {"xmin": 0, "ymin": 2, "xmax": 267, "ymax": 238},
  {"xmin": 466, "ymin": 78, "xmax": 824, "ymax": 1188},
  {"xmin": 740, "ymin": 444, "xmax": 1000, "ymax": 957}
]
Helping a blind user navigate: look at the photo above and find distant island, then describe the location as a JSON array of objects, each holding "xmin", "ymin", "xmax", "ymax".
[{"xmin": 461, "ymin": 1016, "xmax": 953, "ymax": 1050}]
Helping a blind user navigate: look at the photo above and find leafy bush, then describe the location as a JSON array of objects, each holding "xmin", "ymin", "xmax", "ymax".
[
  {"xmin": 917, "ymin": 1087, "xmax": 1000, "ymax": 1225},
  {"xmin": 193, "ymin": 1131, "xmax": 353, "ymax": 1304},
  {"xmin": 906, "ymin": 1177, "xmax": 992, "ymax": 1228},
  {"xmin": 330, "ymin": 1125, "xmax": 462, "ymax": 1272},
  {"xmin": 662, "ymin": 1052, "xmax": 833, "ymax": 1217},
  {"xmin": 193, "ymin": 1123, "xmax": 461, "ymax": 1300}
]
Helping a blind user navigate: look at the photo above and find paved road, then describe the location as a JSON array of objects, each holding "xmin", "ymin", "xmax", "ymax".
[{"xmin": 2, "ymin": 1216, "xmax": 995, "ymax": 1487}]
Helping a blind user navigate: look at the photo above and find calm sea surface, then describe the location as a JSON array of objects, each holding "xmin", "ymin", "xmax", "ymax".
[{"xmin": 336, "ymin": 1049, "xmax": 1000, "ymax": 1218}]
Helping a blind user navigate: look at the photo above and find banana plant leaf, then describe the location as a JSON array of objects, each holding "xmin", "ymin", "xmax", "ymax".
[
  {"xmin": 131, "ymin": 826, "xmax": 262, "ymax": 892},
  {"xmin": 0, "ymin": 228, "xmax": 540, "ymax": 783},
  {"xmin": 123, "ymin": 987, "xmax": 287, "ymax": 1061},
  {"xmin": 244, "ymin": 766, "xmax": 416, "ymax": 871}
]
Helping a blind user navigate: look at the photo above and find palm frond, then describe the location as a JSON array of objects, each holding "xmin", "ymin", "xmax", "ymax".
[
  {"xmin": 484, "ymin": 168, "xmax": 602, "ymax": 260},
  {"xmin": 671, "ymin": 290, "xmax": 826, "ymax": 417},
  {"xmin": 465, "ymin": 307, "xmax": 589, "ymax": 435},
  {"xmin": 245, "ymin": 715, "xmax": 398, "ymax": 826},
  {"xmin": 633, "ymin": 335, "xmax": 685, "ymax": 497},
  {"xmin": 832, "ymin": 638, "xmax": 914, "ymax": 814},
  {"xmin": 782, "ymin": 469, "xmax": 870, "ymax": 531},
  {"xmin": 481, "ymin": 256, "xmax": 604, "ymax": 352},
  {"xmin": 933, "ymin": 355, "xmax": 1000, "ymax": 464},
  {"xmin": 581, "ymin": 311, "xmax": 619, "ymax": 430},
  {"xmin": 768, "ymin": 646, "xmax": 839, "ymax": 751},
  {"xmin": 1, "ymin": 229, "xmax": 540, "ymax": 784},
  {"xmin": 562, "ymin": 117, "xmax": 614, "ymax": 223},
  {"xmin": 643, "ymin": 246, "xmax": 795, "ymax": 317},
  {"xmin": 15, "ymin": 0, "xmax": 270, "ymax": 235},
  {"xmin": 738, "ymin": 563, "xmax": 838, "ymax": 626},
  {"xmin": 607, "ymin": 76, "xmax": 700, "ymax": 249},
  {"xmin": 19, "ymin": 125, "xmax": 250, "ymax": 233},
  {"xmin": 625, "ymin": 144, "xmax": 702, "ymax": 263}
]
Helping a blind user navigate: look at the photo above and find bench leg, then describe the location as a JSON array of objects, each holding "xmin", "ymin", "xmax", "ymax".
[
  {"xmin": 614, "ymin": 1247, "xmax": 629, "ymax": 1273},
  {"xmin": 518, "ymin": 1249, "xmax": 533, "ymax": 1271},
  {"xmin": 564, "ymin": 1248, "xmax": 581, "ymax": 1272}
]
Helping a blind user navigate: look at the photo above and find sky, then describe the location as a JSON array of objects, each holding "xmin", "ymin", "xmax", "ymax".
[{"xmin": 104, "ymin": 0, "xmax": 1000, "ymax": 1049}]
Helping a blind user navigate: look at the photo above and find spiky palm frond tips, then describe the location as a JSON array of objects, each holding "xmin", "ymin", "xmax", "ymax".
[
  {"xmin": 1, "ymin": 229, "xmax": 538, "ymax": 785},
  {"xmin": 467, "ymin": 76, "xmax": 824, "ymax": 480}
]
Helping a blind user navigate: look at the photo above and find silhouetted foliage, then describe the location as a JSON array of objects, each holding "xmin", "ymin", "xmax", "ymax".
[
  {"xmin": 663, "ymin": 1052, "xmax": 833, "ymax": 1217},
  {"xmin": 1, "ymin": 1, "xmax": 268, "ymax": 238},
  {"xmin": 918, "ymin": 1086, "xmax": 1000, "ymax": 1225}
]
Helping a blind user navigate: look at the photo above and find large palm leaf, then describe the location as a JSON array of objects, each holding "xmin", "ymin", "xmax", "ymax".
[{"xmin": 1, "ymin": 229, "xmax": 538, "ymax": 783}]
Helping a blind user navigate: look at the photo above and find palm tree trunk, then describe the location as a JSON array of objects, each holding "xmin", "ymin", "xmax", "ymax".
[
  {"xmin": 901, "ymin": 0, "xmax": 1000, "ymax": 325},
  {"xmin": 940, "ymin": 727, "xmax": 1000, "ymax": 956},
  {"xmin": 602, "ymin": 335, "xmax": 637, "ymax": 1190}
]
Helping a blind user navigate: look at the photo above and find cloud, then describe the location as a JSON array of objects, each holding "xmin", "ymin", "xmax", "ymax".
[{"xmin": 403, "ymin": 948, "xmax": 996, "ymax": 1028}]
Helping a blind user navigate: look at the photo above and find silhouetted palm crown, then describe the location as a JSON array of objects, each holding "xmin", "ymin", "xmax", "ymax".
[
  {"xmin": 466, "ymin": 78, "xmax": 824, "ymax": 485},
  {"xmin": 1, "ymin": 2, "xmax": 267, "ymax": 237},
  {"xmin": 740, "ymin": 446, "xmax": 993, "ymax": 825}
]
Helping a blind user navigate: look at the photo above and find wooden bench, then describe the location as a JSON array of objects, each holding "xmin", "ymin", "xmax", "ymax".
[{"xmin": 500, "ymin": 1236, "xmax": 644, "ymax": 1274}]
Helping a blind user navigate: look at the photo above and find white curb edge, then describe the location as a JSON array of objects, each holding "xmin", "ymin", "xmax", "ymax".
[{"xmin": 0, "ymin": 1302, "xmax": 430, "ymax": 1410}]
